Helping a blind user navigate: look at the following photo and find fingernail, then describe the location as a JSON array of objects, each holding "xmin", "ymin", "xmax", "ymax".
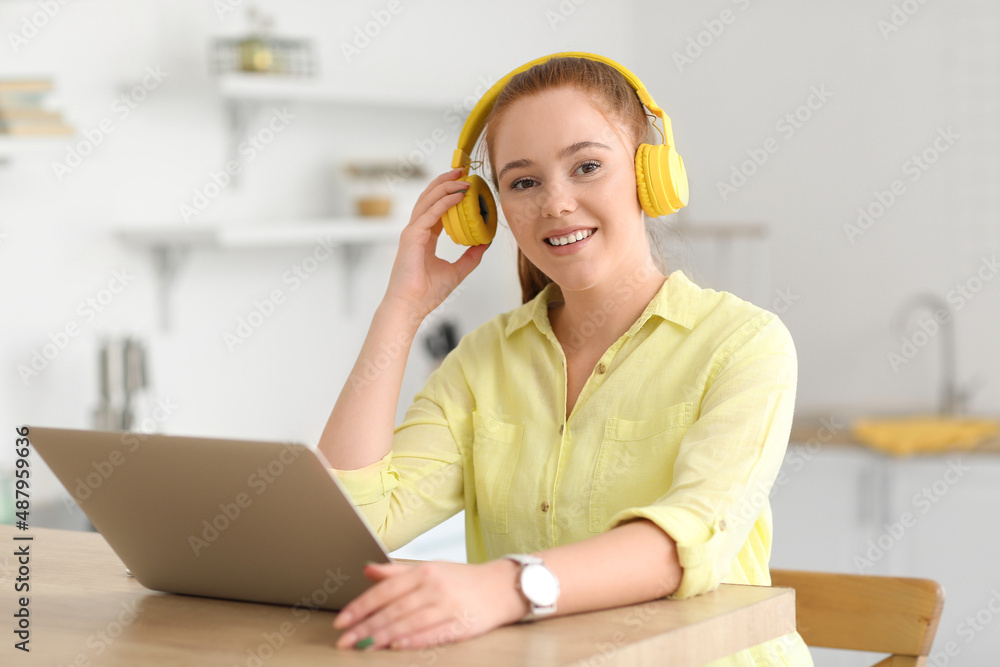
[
  {"xmin": 456, "ymin": 190, "xmax": 468, "ymax": 194},
  {"xmin": 355, "ymin": 636, "xmax": 375, "ymax": 650}
]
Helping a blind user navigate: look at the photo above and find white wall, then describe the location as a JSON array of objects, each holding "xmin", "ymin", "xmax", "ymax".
[
  {"xmin": 2, "ymin": 0, "xmax": 998, "ymax": 564},
  {"xmin": 0, "ymin": 0, "xmax": 643, "ymax": 508},
  {"xmin": 634, "ymin": 0, "xmax": 1000, "ymax": 414}
]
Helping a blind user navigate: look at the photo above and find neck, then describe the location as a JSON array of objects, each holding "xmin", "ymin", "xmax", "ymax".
[{"xmin": 549, "ymin": 261, "xmax": 667, "ymax": 356}]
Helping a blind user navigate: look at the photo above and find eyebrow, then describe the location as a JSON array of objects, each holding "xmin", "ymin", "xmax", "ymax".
[{"xmin": 497, "ymin": 140, "xmax": 612, "ymax": 182}]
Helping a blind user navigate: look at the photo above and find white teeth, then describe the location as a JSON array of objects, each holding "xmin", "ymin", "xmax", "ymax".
[{"xmin": 547, "ymin": 229, "xmax": 594, "ymax": 246}]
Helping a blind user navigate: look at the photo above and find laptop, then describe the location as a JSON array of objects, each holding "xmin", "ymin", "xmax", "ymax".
[{"xmin": 28, "ymin": 426, "xmax": 392, "ymax": 611}]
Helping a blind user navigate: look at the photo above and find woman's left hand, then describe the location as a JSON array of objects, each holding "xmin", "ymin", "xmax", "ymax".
[{"xmin": 333, "ymin": 560, "xmax": 528, "ymax": 651}]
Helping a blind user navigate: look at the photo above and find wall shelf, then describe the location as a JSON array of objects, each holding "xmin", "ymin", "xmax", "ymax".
[
  {"xmin": 117, "ymin": 218, "xmax": 406, "ymax": 330},
  {"xmin": 0, "ymin": 136, "xmax": 71, "ymax": 165},
  {"xmin": 217, "ymin": 73, "xmax": 453, "ymax": 110}
]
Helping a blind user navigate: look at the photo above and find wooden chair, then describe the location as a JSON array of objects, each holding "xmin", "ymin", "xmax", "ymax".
[{"xmin": 769, "ymin": 569, "xmax": 945, "ymax": 667}]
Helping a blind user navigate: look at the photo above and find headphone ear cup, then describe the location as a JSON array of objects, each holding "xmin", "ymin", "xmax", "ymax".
[
  {"xmin": 444, "ymin": 174, "xmax": 497, "ymax": 246},
  {"xmin": 442, "ymin": 196, "xmax": 473, "ymax": 245},
  {"xmin": 635, "ymin": 143, "xmax": 690, "ymax": 217}
]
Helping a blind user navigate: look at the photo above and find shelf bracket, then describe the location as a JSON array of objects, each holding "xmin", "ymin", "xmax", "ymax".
[
  {"xmin": 150, "ymin": 244, "xmax": 189, "ymax": 332},
  {"xmin": 340, "ymin": 243, "xmax": 364, "ymax": 313}
]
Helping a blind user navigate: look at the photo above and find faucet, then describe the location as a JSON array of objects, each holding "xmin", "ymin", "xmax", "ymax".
[{"xmin": 891, "ymin": 293, "xmax": 971, "ymax": 416}]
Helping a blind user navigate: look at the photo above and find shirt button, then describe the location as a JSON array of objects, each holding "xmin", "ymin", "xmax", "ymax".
[
  {"xmin": 596, "ymin": 363, "xmax": 607, "ymax": 374},
  {"xmin": 719, "ymin": 519, "xmax": 727, "ymax": 531},
  {"xmin": 540, "ymin": 501, "xmax": 550, "ymax": 512},
  {"xmin": 559, "ymin": 424, "xmax": 564, "ymax": 435}
]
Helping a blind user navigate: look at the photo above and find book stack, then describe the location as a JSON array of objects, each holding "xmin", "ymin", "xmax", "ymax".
[{"xmin": 0, "ymin": 79, "xmax": 73, "ymax": 136}]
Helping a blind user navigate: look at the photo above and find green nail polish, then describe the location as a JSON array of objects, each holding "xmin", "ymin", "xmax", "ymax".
[
  {"xmin": 355, "ymin": 636, "xmax": 375, "ymax": 649},
  {"xmin": 456, "ymin": 189, "xmax": 467, "ymax": 194}
]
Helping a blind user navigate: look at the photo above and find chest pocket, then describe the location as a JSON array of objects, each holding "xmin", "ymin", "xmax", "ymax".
[
  {"xmin": 472, "ymin": 411, "xmax": 524, "ymax": 534},
  {"xmin": 589, "ymin": 402, "xmax": 694, "ymax": 532}
]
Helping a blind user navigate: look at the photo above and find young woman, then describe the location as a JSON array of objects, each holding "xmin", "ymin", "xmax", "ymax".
[{"xmin": 318, "ymin": 54, "xmax": 813, "ymax": 665}]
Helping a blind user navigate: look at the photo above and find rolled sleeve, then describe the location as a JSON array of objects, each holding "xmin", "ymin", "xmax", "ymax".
[
  {"xmin": 328, "ymin": 348, "xmax": 471, "ymax": 552},
  {"xmin": 606, "ymin": 314, "xmax": 797, "ymax": 600},
  {"xmin": 331, "ymin": 450, "xmax": 398, "ymax": 505}
]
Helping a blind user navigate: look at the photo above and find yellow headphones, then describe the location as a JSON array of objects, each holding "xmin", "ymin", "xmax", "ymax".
[{"xmin": 441, "ymin": 51, "xmax": 690, "ymax": 246}]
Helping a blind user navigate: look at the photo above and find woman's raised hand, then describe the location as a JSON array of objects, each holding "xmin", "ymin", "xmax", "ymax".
[{"xmin": 382, "ymin": 168, "xmax": 490, "ymax": 321}]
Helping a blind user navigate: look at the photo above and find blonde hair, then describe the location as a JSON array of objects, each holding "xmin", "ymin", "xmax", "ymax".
[{"xmin": 476, "ymin": 56, "xmax": 657, "ymax": 303}]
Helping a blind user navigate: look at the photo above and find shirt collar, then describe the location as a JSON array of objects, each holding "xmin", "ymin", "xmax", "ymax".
[{"xmin": 503, "ymin": 269, "xmax": 701, "ymax": 338}]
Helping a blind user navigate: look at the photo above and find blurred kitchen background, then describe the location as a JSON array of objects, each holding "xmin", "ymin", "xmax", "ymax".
[{"xmin": 2, "ymin": 1, "xmax": 998, "ymax": 664}]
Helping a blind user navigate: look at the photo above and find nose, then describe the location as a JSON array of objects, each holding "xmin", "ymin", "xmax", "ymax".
[{"xmin": 537, "ymin": 180, "xmax": 576, "ymax": 218}]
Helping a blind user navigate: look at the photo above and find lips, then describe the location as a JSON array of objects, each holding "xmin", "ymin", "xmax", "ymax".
[{"xmin": 545, "ymin": 228, "xmax": 597, "ymax": 246}]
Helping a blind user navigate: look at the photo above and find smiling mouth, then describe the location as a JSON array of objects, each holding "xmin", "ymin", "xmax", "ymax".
[{"xmin": 545, "ymin": 229, "xmax": 597, "ymax": 246}]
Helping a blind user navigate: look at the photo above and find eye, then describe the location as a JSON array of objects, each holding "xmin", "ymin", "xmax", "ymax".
[
  {"xmin": 509, "ymin": 177, "xmax": 536, "ymax": 191},
  {"xmin": 508, "ymin": 160, "xmax": 602, "ymax": 192}
]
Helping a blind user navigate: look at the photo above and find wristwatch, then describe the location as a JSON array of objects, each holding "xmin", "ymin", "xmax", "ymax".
[{"xmin": 503, "ymin": 554, "xmax": 560, "ymax": 622}]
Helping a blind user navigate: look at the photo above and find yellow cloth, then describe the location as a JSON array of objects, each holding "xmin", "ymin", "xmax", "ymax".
[
  {"xmin": 851, "ymin": 416, "xmax": 999, "ymax": 456},
  {"xmin": 331, "ymin": 269, "xmax": 813, "ymax": 667}
]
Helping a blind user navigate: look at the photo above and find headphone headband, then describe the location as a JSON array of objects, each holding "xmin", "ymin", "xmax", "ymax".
[{"xmin": 451, "ymin": 51, "xmax": 676, "ymax": 171}]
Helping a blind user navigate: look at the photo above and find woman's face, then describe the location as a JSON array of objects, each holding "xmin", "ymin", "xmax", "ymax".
[{"xmin": 492, "ymin": 86, "xmax": 648, "ymax": 295}]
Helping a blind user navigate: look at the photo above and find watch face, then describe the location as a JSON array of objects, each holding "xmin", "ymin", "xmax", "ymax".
[{"xmin": 522, "ymin": 564, "xmax": 560, "ymax": 607}]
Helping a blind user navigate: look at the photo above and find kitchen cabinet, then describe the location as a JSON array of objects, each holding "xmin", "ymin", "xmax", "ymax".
[
  {"xmin": 770, "ymin": 430, "xmax": 1000, "ymax": 665},
  {"xmin": 880, "ymin": 454, "xmax": 1000, "ymax": 664},
  {"xmin": 769, "ymin": 443, "xmax": 881, "ymax": 574}
]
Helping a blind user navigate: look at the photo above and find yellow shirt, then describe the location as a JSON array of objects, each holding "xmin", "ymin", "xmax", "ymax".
[{"xmin": 332, "ymin": 269, "xmax": 813, "ymax": 666}]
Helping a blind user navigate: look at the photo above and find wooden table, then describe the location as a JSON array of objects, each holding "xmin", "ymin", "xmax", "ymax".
[{"xmin": 2, "ymin": 526, "xmax": 795, "ymax": 666}]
